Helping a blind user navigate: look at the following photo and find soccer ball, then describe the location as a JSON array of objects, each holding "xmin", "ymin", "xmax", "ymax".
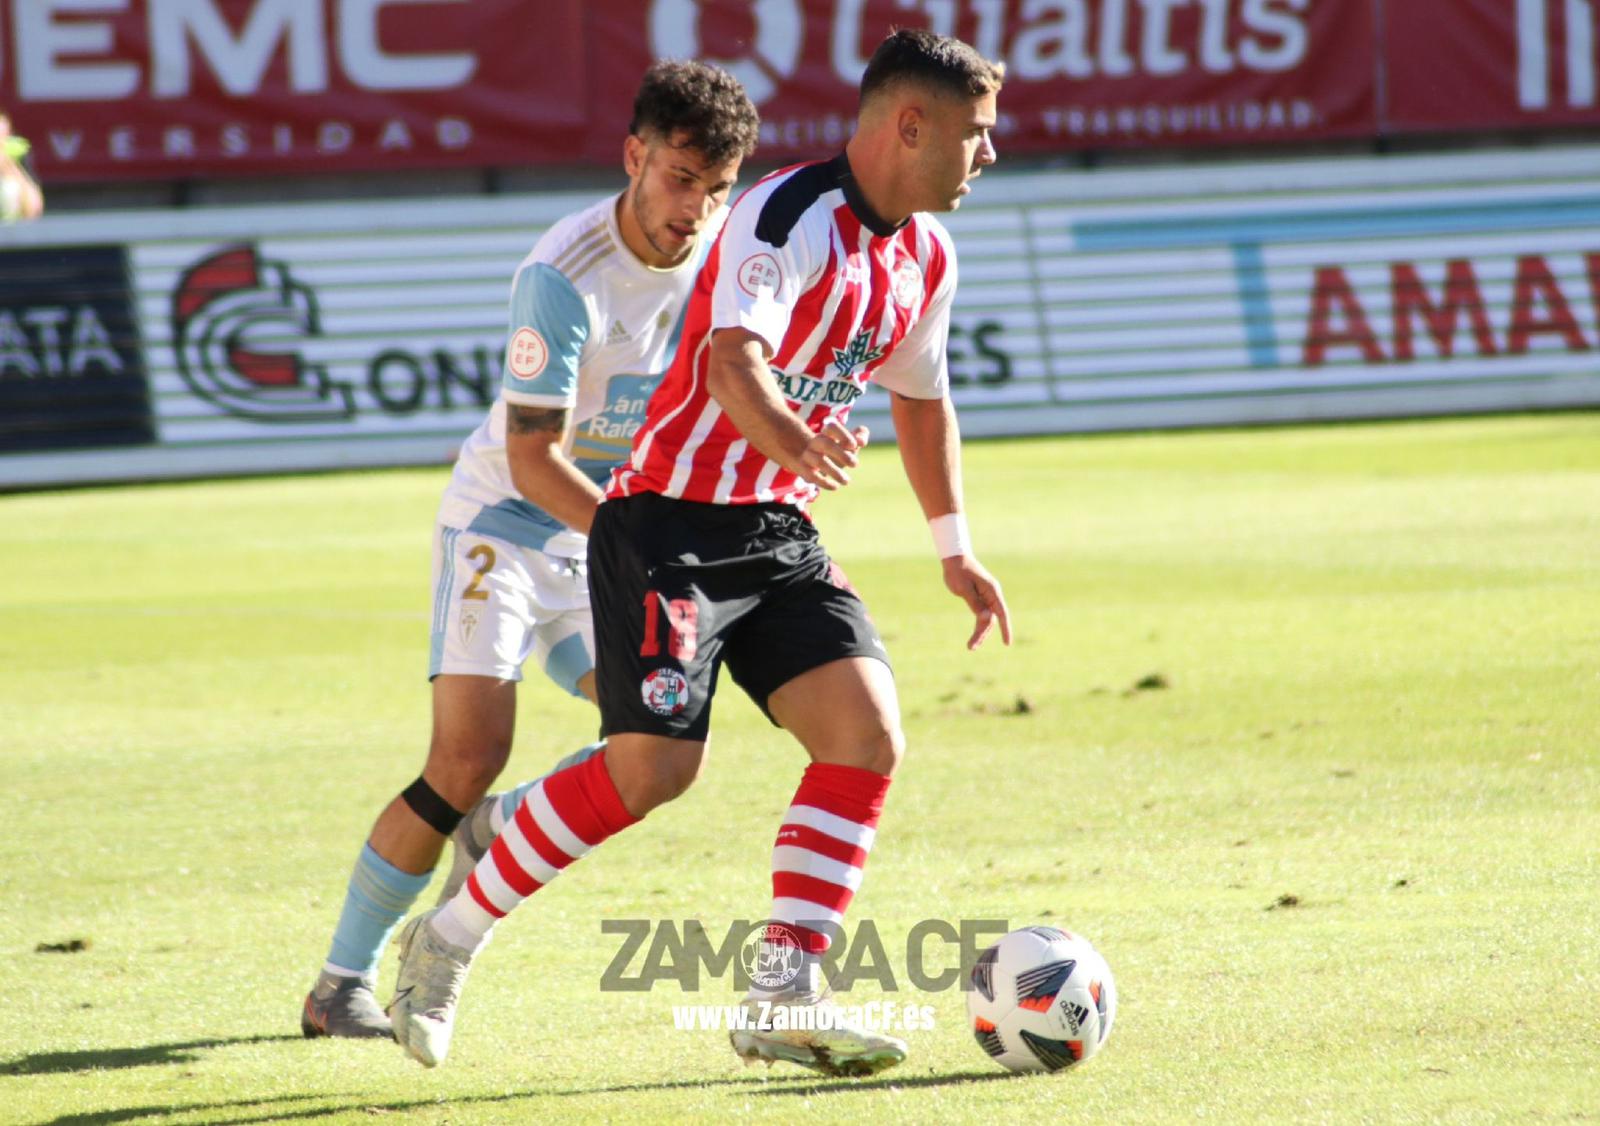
[{"xmin": 966, "ymin": 925, "xmax": 1117, "ymax": 1073}]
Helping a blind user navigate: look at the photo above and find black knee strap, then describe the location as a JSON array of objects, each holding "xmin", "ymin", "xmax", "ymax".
[{"xmin": 400, "ymin": 776, "xmax": 465, "ymax": 836}]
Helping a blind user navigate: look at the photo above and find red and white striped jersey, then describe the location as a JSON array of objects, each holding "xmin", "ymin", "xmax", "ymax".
[{"xmin": 607, "ymin": 153, "xmax": 957, "ymax": 510}]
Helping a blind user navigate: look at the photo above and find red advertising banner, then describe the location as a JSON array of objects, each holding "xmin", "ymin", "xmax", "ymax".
[
  {"xmin": 11, "ymin": 0, "xmax": 1597, "ymax": 184},
  {"xmin": 5, "ymin": 0, "xmax": 1379, "ymax": 182},
  {"xmin": 1384, "ymin": 0, "xmax": 1600, "ymax": 132},
  {"xmin": 588, "ymin": 0, "xmax": 1378, "ymax": 164},
  {"xmin": 0, "ymin": 0, "xmax": 587, "ymax": 181}
]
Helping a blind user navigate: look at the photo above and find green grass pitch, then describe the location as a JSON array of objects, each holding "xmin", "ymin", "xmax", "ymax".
[{"xmin": 3, "ymin": 413, "xmax": 1598, "ymax": 1124}]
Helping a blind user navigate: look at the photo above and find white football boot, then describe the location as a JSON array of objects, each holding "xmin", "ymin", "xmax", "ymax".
[
  {"xmin": 386, "ymin": 908, "xmax": 478, "ymax": 1067},
  {"xmin": 729, "ymin": 963, "xmax": 908, "ymax": 1078}
]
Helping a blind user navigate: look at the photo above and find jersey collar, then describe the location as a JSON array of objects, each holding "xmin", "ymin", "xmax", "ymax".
[
  {"xmin": 608, "ymin": 190, "xmax": 705, "ymax": 277},
  {"xmin": 829, "ymin": 153, "xmax": 906, "ymax": 239}
]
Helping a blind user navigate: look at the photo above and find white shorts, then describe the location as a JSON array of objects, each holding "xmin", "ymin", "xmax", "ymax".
[{"xmin": 428, "ymin": 525, "xmax": 594, "ymax": 696}]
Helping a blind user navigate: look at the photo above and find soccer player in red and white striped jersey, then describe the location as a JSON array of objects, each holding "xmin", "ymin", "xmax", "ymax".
[
  {"xmin": 391, "ymin": 28, "xmax": 1012, "ymax": 1079},
  {"xmin": 602, "ymin": 28, "xmax": 1011, "ymax": 1076},
  {"xmin": 610, "ymin": 147, "xmax": 959, "ymax": 508}
]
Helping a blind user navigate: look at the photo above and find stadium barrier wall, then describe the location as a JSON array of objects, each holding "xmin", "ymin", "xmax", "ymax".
[{"xmin": 2, "ymin": 143, "xmax": 1598, "ymax": 489}]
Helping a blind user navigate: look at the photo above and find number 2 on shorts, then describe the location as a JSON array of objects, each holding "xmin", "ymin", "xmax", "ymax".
[
  {"xmin": 461, "ymin": 544, "xmax": 496, "ymax": 601},
  {"xmin": 639, "ymin": 590, "xmax": 698, "ymax": 661}
]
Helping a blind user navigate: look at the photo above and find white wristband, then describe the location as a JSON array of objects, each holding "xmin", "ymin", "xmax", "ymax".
[{"xmin": 928, "ymin": 512, "xmax": 972, "ymax": 559}]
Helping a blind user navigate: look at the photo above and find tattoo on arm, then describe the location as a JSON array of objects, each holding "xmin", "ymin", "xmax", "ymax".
[{"xmin": 507, "ymin": 405, "xmax": 568, "ymax": 435}]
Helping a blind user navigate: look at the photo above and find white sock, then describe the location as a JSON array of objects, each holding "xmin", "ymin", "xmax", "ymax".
[{"xmin": 430, "ymin": 901, "xmax": 491, "ymax": 952}]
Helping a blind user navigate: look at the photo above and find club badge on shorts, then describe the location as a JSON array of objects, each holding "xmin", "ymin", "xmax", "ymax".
[{"xmin": 641, "ymin": 668, "xmax": 690, "ymax": 717}]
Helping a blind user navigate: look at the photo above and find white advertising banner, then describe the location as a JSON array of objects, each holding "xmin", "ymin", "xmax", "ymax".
[{"xmin": 2, "ymin": 144, "xmax": 1597, "ymax": 488}]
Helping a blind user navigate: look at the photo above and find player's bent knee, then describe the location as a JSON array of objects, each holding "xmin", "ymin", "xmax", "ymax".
[
  {"xmin": 606, "ymin": 736, "xmax": 707, "ymax": 817},
  {"xmin": 809, "ymin": 722, "xmax": 904, "ymax": 775},
  {"xmin": 882, "ymin": 727, "xmax": 908, "ymax": 774},
  {"xmin": 422, "ymin": 735, "xmax": 513, "ymax": 807},
  {"xmin": 861, "ymin": 726, "xmax": 906, "ymax": 775},
  {"xmin": 427, "ymin": 675, "xmax": 517, "ymax": 803},
  {"xmin": 630, "ymin": 754, "xmax": 705, "ymax": 814}
]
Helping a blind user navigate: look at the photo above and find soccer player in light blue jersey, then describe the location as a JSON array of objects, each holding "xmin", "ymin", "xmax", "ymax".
[{"xmin": 301, "ymin": 62, "xmax": 759, "ymax": 1039}]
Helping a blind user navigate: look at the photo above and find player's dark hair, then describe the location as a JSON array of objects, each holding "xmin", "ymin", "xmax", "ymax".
[
  {"xmin": 629, "ymin": 60, "xmax": 760, "ymax": 164},
  {"xmin": 859, "ymin": 27, "xmax": 1005, "ymax": 105}
]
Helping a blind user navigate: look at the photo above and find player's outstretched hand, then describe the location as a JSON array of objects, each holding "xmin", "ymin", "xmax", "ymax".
[
  {"xmin": 798, "ymin": 423, "xmax": 870, "ymax": 490},
  {"xmin": 941, "ymin": 555, "xmax": 1012, "ymax": 650}
]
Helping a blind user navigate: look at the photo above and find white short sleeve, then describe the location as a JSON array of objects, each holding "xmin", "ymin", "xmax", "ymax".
[
  {"xmin": 709, "ymin": 182, "xmax": 821, "ymax": 357},
  {"xmin": 501, "ymin": 262, "xmax": 594, "ymax": 408}
]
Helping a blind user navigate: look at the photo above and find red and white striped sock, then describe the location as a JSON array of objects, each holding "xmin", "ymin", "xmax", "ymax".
[
  {"xmin": 761, "ymin": 762, "xmax": 891, "ymax": 989},
  {"xmin": 435, "ymin": 750, "xmax": 639, "ymax": 948}
]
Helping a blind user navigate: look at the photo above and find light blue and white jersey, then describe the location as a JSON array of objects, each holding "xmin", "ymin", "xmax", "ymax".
[{"xmin": 438, "ymin": 193, "xmax": 725, "ymax": 557}]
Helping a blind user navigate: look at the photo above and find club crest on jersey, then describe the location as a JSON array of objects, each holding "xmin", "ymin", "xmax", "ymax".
[
  {"xmin": 641, "ymin": 668, "xmax": 690, "ymax": 717},
  {"xmin": 508, "ymin": 327, "xmax": 549, "ymax": 380},
  {"xmin": 891, "ymin": 259, "xmax": 924, "ymax": 308},
  {"xmin": 830, "ymin": 329, "xmax": 885, "ymax": 379}
]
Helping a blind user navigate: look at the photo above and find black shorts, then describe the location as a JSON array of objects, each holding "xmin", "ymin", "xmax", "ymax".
[{"xmin": 587, "ymin": 491, "xmax": 890, "ymax": 741}]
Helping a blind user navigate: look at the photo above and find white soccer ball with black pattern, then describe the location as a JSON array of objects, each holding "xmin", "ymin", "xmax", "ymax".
[{"xmin": 966, "ymin": 925, "xmax": 1117, "ymax": 1073}]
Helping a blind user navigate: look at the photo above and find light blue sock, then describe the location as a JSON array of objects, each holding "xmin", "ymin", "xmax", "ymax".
[
  {"xmin": 495, "ymin": 741, "xmax": 607, "ymax": 829},
  {"xmin": 324, "ymin": 843, "xmax": 433, "ymax": 977}
]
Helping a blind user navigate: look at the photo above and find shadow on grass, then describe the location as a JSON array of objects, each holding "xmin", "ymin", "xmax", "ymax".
[
  {"xmin": 548, "ymin": 1068, "xmax": 1013, "ymax": 1098},
  {"xmin": 744, "ymin": 1067, "xmax": 1016, "ymax": 1095},
  {"xmin": 36, "ymin": 1072, "xmax": 1016, "ymax": 1124},
  {"xmin": 549, "ymin": 1075, "xmax": 793, "ymax": 1097},
  {"xmin": 19, "ymin": 1041, "xmax": 1012, "ymax": 1125},
  {"xmin": 38, "ymin": 1094, "xmax": 326, "ymax": 1126},
  {"xmin": 3, "ymin": 1035, "xmax": 302, "ymax": 1077},
  {"xmin": 38, "ymin": 1090, "xmax": 574, "ymax": 1126}
]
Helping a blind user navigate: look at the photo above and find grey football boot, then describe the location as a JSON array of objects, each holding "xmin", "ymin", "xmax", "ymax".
[{"xmin": 301, "ymin": 971, "xmax": 393, "ymax": 1039}]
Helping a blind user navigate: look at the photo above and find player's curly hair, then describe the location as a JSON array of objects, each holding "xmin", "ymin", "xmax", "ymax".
[
  {"xmin": 629, "ymin": 60, "xmax": 760, "ymax": 164},
  {"xmin": 859, "ymin": 27, "xmax": 1005, "ymax": 105}
]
